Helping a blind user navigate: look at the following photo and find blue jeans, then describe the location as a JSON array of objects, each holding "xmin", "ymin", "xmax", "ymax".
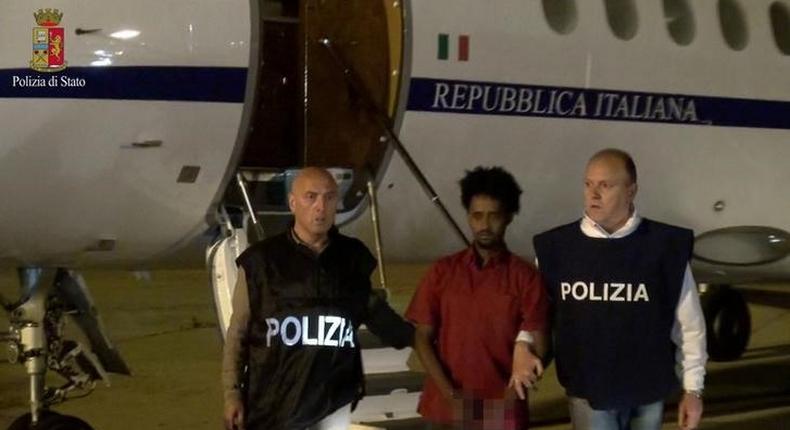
[{"xmin": 568, "ymin": 397, "xmax": 664, "ymax": 430}]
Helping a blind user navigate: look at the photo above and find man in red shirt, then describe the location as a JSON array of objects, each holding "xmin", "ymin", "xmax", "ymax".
[{"xmin": 406, "ymin": 166, "xmax": 549, "ymax": 429}]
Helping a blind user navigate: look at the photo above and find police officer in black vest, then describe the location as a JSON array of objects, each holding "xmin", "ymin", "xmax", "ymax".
[
  {"xmin": 533, "ymin": 149, "xmax": 707, "ymax": 430},
  {"xmin": 222, "ymin": 167, "xmax": 414, "ymax": 430}
]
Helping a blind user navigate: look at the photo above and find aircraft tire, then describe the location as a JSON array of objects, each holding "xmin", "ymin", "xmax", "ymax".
[
  {"xmin": 7, "ymin": 411, "xmax": 94, "ymax": 430},
  {"xmin": 701, "ymin": 285, "xmax": 751, "ymax": 361}
]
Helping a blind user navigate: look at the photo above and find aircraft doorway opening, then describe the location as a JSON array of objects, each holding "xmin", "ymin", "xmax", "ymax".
[{"xmin": 231, "ymin": 0, "xmax": 404, "ymax": 234}]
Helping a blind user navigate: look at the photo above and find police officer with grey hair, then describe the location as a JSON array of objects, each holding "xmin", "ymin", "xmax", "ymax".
[{"xmin": 533, "ymin": 149, "xmax": 707, "ymax": 430}]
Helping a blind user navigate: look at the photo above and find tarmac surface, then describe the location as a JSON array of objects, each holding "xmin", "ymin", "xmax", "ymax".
[{"xmin": 1, "ymin": 265, "xmax": 789, "ymax": 429}]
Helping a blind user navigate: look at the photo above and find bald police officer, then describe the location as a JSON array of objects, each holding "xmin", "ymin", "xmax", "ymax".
[{"xmin": 222, "ymin": 167, "xmax": 413, "ymax": 430}]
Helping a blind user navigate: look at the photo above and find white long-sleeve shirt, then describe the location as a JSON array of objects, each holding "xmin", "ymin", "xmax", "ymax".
[{"xmin": 520, "ymin": 211, "xmax": 707, "ymax": 391}]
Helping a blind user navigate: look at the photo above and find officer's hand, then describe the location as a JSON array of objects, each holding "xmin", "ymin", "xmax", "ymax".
[
  {"xmin": 509, "ymin": 342, "xmax": 543, "ymax": 400},
  {"xmin": 224, "ymin": 397, "xmax": 245, "ymax": 430},
  {"xmin": 677, "ymin": 393, "xmax": 703, "ymax": 430}
]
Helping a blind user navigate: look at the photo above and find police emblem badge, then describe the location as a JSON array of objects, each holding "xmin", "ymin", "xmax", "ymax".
[{"xmin": 30, "ymin": 8, "xmax": 67, "ymax": 72}]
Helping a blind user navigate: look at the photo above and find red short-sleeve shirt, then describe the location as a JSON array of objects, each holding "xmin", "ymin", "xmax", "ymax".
[{"xmin": 406, "ymin": 247, "xmax": 548, "ymax": 427}]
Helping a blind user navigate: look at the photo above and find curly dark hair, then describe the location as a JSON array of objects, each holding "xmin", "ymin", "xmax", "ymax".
[{"xmin": 459, "ymin": 166, "xmax": 522, "ymax": 214}]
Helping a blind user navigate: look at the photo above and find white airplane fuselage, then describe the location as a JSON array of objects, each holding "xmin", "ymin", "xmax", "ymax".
[
  {"xmin": 0, "ymin": 0, "xmax": 789, "ymax": 285},
  {"xmin": 0, "ymin": 0, "xmax": 250, "ymax": 268},
  {"xmin": 353, "ymin": 0, "xmax": 790, "ymax": 285}
]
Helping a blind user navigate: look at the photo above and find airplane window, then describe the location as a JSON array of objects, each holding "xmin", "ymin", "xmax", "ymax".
[
  {"xmin": 603, "ymin": 0, "xmax": 638, "ymax": 40},
  {"xmin": 662, "ymin": 0, "xmax": 695, "ymax": 45},
  {"xmin": 718, "ymin": 0, "xmax": 749, "ymax": 51},
  {"xmin": 542, "ymin": 0, "xmax": 578, "ymax": 35},
  {"xmin": 770, "ymin": 2, "xmax": 790, "ymax": 55}
]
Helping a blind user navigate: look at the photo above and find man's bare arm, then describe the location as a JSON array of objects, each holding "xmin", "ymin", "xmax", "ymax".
[
  {"xmin": 413, "ymin": 324, "xmax": 455, "ymax": 400},
  {"xmin": 222, "ymin": 268, "xmax": 250, "ymax": 430}
]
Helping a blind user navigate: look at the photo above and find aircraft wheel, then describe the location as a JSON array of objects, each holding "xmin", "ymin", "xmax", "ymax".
[
  {"xmin": 701, "ymin": 285, "xmax": 751, "ymax": 361},
  {"xmin": 7, "ymin": 411, "xmax": 94, "ymax": 430}
]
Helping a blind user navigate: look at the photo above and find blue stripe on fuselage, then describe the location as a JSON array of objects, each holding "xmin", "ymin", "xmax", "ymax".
[
  {"xmin": 5, "ymin": 70, "xmax": 790, "ymax": 131},
  {"xmin": 406, "ymin": 77, "xmax": 790, "ymax": 130},
  {"xmin": 0, "ymin": 66, "xmax": 247, "ymax": 103}
]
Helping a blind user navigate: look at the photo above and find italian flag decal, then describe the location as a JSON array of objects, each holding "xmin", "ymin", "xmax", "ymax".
[{"xmin": 437, "ymin": 34, "xmax": 470, "ymax": 61}]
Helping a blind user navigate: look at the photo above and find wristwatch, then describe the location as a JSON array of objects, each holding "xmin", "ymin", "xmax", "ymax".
[{"xmin": 684, "ymin": 389, "xmax": 703, "ymax": 399}]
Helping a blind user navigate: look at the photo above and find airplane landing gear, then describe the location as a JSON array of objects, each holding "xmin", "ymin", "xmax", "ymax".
[
  {"xmin": 700, "ymin": 284, "xmax": 751, "ymax": 361},
  {"xmin": 1, "ymin": 268, "xmax": 129, "ymax": 430}
]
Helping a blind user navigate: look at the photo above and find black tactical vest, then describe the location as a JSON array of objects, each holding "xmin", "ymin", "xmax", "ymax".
[
  {"xmin": 236, "ymin": 228, "xmax": 375, "ymax": 429},
  {"xmin": 533, "ymin": 219, "xmax": 692, "ymax": 409}
]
